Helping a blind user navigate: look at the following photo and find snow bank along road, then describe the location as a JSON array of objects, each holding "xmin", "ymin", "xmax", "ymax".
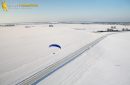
[{"xmin": 17, "ymin": 33, "xmax": 113, "ymax": 85}]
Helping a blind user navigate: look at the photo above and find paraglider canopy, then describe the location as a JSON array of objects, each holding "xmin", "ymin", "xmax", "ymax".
[
  {"xmin": 49, "ymin": 44, "xmax": 61, "ymax": 49},
  {"xmin": 49, "ymin": 44, "xmax": 61, "ymax": 54}
]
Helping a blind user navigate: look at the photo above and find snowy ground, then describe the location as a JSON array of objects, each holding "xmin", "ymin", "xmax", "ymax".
[
  {"xmin": 0, "ymin": 24, "xmax": 129, "ymax": 85},
  {"xmin": 38, "ymin": 32, "xmax": 130, "ymax": 85}
]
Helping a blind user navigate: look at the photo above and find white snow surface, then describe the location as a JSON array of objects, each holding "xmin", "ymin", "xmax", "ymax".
[
  {"xmin": 0, "ymin": 24, "xmax": 130, "ymax": 85},
  {"xmin": 38, "ymin": 32, "xmax": 130, "ymax": 85}
]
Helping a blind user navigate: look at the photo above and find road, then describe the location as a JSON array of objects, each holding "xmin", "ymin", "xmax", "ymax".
[{"xmin": 17, "ymin": 33, "xmax": 113, "ymax": 85}]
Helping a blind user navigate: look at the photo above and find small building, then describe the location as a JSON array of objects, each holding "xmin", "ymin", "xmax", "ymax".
[{"xmin": 49, "ymin": 24, "xmax": 54, "ymax": 27}]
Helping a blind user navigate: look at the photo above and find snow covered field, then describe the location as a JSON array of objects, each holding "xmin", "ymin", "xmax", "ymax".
[
  {"xmin": 0, "ymin": 24, "xmax": 130, "ymax": 85},
  {"xmin": 38, "ymin": 32, "xmax": 130, "ymax": 85}
]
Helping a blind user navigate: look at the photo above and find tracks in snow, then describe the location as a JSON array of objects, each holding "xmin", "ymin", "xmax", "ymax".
[{"xmin": 16, "ymin": 33, "xmax": 113, "ymax": 85}]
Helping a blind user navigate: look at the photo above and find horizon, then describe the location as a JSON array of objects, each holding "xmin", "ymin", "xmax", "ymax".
[{"xmin": 0, "ymin": 21, "xmax": 130, "ymax": 25}]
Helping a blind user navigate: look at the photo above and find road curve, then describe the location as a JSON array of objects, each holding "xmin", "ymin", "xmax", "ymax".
[{"xmin": 17, "ymin": 33, "xmax": 113, "ymax": 85}]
